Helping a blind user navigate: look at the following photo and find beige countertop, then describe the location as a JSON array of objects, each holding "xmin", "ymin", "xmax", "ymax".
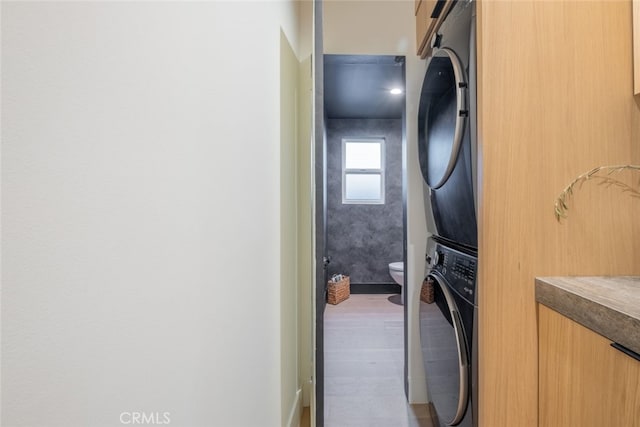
[{"xmin": 535, "ymin": 276, "xmax": 640, "ymax": 355}]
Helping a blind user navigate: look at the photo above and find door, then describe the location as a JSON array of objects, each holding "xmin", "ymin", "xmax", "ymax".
[
  {"xmin": 420, "ymin": 274, "xmax": 470, "ymax": 426},
  {"xmin": 417, "ymin": 48, "xmax": 476, "ymax": 248},
  {"xmin": 418, "ymin": 48, "xmax": 467, "ymax": 190}
]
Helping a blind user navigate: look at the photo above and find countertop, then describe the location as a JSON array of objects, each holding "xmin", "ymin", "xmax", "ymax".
[{"xmin": 535, "ymin": 276, "xmax": 640, "ymax": 355}]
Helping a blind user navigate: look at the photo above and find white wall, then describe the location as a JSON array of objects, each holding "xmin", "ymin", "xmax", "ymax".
[
  {"xmin": 295, "ymin": 1, "xmax": 315, "ymax": 412},
  {"xmin": 323, "ymin": 0, "xmax": 431, "ymax": 403},
  {"xmin": 2, "ymin": 2, "xmax": 301, "ymax": 426},
  {"xmin": 281, "ymin": 29, "xmax": 301, "ymax": 427},
  {"xmin": 296, "ymin": 55, "xmax": 314, "ymax": 410}
]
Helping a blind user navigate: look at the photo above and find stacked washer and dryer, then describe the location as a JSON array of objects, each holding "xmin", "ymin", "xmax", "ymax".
[{"xmin": 417, "ymin": 1, "xmax": 478, "ymax": 427}]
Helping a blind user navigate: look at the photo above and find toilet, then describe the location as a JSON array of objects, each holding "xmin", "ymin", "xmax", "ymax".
[{"xmin": 388, "ymin": 262, "xmax": 404, "ymax": 304}]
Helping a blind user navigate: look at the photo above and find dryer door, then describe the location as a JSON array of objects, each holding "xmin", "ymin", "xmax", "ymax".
[
  {"xmin": 420, "ymin": 274, "xmax": 469, "ymax": 426},
  {"xmin": 418, "ymin": 48, "xmax": 467, "ymax": 190}
]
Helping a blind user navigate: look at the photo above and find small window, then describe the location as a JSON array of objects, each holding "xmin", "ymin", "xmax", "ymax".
[{"xmin": 342, "ymin": 138, "xmax": 385, "ymax": 204}]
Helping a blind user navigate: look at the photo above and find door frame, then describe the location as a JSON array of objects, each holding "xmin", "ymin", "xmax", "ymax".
[
  {"xmin": 313, "ymin": 0, "xmax": 325, "ymax": 426},
  {"xmin": 312, "ymin": 2, "xmax": 411, "ymax": 424}
]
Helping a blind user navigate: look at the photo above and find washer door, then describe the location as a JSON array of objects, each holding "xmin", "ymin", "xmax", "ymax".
[
  {"xmin": 420, "ymin": 275, "xmax": 469, "ymax": 425},
  {"xmin": 418, "ymin": 48, "xmax": 468, "ymax": 190}
]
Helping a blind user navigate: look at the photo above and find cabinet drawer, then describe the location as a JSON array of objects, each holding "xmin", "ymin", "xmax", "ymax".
[{"xmin": 539, "ymin": 305, "xmax": 640, "ymax": 426}]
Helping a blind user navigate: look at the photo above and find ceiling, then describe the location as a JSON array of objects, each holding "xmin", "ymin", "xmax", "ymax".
[{"xmin": 324, "ymin": 55, "xmax": 405, "ymax": 119}]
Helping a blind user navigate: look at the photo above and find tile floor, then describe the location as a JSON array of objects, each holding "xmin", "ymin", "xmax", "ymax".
[{"xmin": 324, "ymin": 294, "xmax": 434, "ymax": 427}]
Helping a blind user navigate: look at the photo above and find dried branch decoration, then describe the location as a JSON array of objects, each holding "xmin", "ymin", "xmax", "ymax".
[{"xmin": 554, "ymin": 165, "xmax": 640, "ymax": 221}]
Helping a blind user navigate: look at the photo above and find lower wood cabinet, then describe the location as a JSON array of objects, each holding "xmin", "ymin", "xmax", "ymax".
[{"xmin": 538, "ymin": 304, "xmax": 640, "ymax": 426}]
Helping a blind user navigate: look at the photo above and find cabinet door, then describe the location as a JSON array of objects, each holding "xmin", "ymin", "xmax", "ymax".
[
  {"xmin": 416, "ymin": 0, "xmax": 438, "ymax": 55},
  {"xmin": 634, "ymin": 0, "xmax": 640, "ymax": 94},
  {"xmin": 416, "ymin": 0, "xmax": 455, "ymax": 57},
  {"xmin": 538, "ymin": 305, "xmax": 640, "ymax": 426}
]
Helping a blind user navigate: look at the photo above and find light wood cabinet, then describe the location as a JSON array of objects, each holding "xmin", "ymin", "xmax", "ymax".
[
  {"xmin": 538, "ymin": 304, "xmax": 640, "ymax": 426},
  {"xmin": 477, "ymin": 1, "xmax": 640, "ymax": 425},
  {"xmin": 415, "ymin": 0, "xmax": 453, "ymax": 58},
  {"xmin": 634, "ymin": 0, "xmax": 640, "ymax": 94}
]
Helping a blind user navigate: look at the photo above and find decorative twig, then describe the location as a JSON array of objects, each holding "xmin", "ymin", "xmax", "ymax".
[{"xmin": 554, "ymin": 165, "xmax": 640, "ymax": 221}]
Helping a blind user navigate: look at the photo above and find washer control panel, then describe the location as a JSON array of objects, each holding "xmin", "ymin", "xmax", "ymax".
[
  {"xmin": 451, "ymin": 256, "xmax": 476, "ymax": 284},
  {"xmin": 426, "ymin": 238, "xmax": 477, "ymax": 305}
]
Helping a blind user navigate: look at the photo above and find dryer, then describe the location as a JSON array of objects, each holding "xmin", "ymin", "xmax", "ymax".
[{"xmin": 418, "ymin": 0, "xmax": 477, "ymax": 251}]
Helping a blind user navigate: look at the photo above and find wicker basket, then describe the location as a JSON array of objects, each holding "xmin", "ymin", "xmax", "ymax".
[
  {"xmin": 421, "ymin": 277, "xmax": 435, "ymax": 304},
  {"xmin": 327, "ymin": 276, "xmax": 350, "ymax": 305}
]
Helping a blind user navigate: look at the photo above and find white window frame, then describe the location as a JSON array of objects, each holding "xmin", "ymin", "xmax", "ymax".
[{"xmin": 342, "ymin": 138, "xmax": 385, "ymax": 205}]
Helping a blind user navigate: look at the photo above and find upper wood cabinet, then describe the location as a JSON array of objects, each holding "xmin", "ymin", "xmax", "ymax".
[
  {"xmin": 415, "ymin": 0, "xmax": 454, "ymax": 58},
  {"xmin": 538, "ymin": 304, "xmax": 640, "ymax": 426}
]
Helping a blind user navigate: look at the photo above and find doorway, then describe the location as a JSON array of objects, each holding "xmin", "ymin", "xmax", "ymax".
[{"xmin": 316, "ymin": 53, "xmax": 412, "ymax": 426}]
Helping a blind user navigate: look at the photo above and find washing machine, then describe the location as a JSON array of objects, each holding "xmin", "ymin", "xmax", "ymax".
[{"xmin": 421, "ymin": 237, "xmax": 477, "ymax": 427}]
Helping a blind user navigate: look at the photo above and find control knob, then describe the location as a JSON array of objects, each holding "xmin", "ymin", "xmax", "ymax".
[{"xmin": 432, "ymin": 250, "xmax": 443, "ymax": 267}]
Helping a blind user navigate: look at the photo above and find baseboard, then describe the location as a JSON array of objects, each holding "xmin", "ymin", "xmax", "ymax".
[
  {"xmin": 285, "ymin": 388, "xmax": 303, "ymax": 427},
  {"xmin": 350, "ymin": 283, "xmax": 401, "ymax": 294},
  {"xmin": 302, "ymin": 379, "xmax": 312, "ymax": 407},
  {"xmin": 407, "ymin": 374, "xmax": 429, "ymax": 404}
]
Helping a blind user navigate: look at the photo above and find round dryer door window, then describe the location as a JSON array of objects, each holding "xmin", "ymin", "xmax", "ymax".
[{"xmin": 418, "ymin": 48, "xmax": 468, "ymax": 189}]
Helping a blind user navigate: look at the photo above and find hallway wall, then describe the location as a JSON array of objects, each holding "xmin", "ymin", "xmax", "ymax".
[{"xmin": 1, "ymin": 2, "xmax": 303, "ymax": 426}]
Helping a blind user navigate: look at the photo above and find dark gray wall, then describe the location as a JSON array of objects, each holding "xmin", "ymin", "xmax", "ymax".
[{"xmin": 326, "ymin": 119, "xmax": 403, "ymax": 284}]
